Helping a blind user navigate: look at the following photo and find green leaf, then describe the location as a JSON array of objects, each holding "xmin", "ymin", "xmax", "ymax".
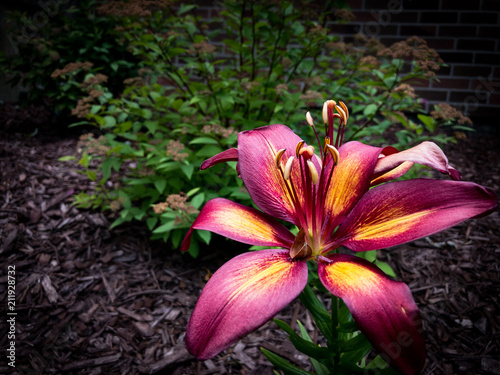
[
  {"xmin": 299, "ymin": 285, "xmax": 333, "ymax": 342},
  {"xmin": 197, "ymin": 230, "xmax": 211, "ymax": 245},
  {"xmin": 363, "ymin": 104, "xmax": 378, "ymax": 117},
  {"xmin": 146, "ymin": 216, "xmax": 158, "ymax": 230},
  {"xmin": 181, "ymin": 163, "xmax": 195, "ymax": 179},
  {"xmin": 417, "ymin": 114, "xmax": 436, "ymax": 133},
  {"xmin": 154, "ymin": 178, "xmax": 167, "ymax": 194},
  {"xmin": 189, "ymin": 137, "xmax": 218, "ymax": 145},
  {"xmin": 374, "ymin": 260, "xmax": 396, "ymax": 277},
  {"xmin": 58, "ymin": 155, "xmax": 76, "ymax": 161},
  {"xmin": 153, "ymin": 221, "xmax": 175, "ymax": 234},
  {"xmin": 261, "ymin": 348, "xmax": 314, "ymax": 375}
]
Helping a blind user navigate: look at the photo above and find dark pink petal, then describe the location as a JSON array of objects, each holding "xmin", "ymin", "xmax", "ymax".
[
  {"xmin": 238, "ymin": 124, "xmax": 320, "ymax": 224},
  {"xmin": 329, "ymin": 179, "xmax": 497, "ymax": 252},
  {"xmin": 201, "ymin": 148, "xmax": 239, "ymax": 170},
  {"xmin": 186, "ymin": 249, "xmax": 308, "ymax": 359},
  {"xmin": 371, "ymin": 142, "xmax": 461, "ymax": 185},
  {"xmin": 318, "ymin": 253, "xmax": 425, "ymax": 375},
  {"xmin": 322, "ymin": 141, "xmax": 382, "ymax": 236},
  {"xmin": 180, "ymin": 198, "xmax": 295, "ymax": 252}
]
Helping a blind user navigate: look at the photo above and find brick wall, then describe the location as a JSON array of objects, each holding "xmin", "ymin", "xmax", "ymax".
[
  {"xmin": 331, "ymin": 0, "xmax": 500, "ymax": 123},
  {"xmin": 197, "ymin": 0, "xmax": 499, "ymax": 124}
]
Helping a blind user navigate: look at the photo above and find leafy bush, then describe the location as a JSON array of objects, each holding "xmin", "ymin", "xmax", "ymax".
[
  {"xmin": 0, "ymin": 0, "xmax": 139, "ymax": 116},
  {"xmin": 53, "ymin": 0, "xmax": 469, "ymax": 254}
]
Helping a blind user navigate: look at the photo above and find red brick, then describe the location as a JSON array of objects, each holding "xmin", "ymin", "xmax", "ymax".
[
  {"xmin": 460, "ymin": 12, "xmax": 499, "ymax": 24},
  {"xmin": 400, "ymin": 25, "xmax": 436, "ymax": 37},
  {"xmin": 470, "ymin": 78, "xmax": 500, "ymax": 93},
  {"xmin": 349, "ymin": 0, "xmax": 363, "ymax": 10},
  {"xmin": 493, "ymin": 67, "xmax": 500, "ymax": 79},
  {"xmin": 449, "ymin": 91, "xmax": 486, "ymax": 103},
  {"xmin": 414, "ymin": 89, "xmax": 448, "ymax": 101},
  {"xmin": 426, "ymin": 38, "xmax": 455, "ymax": 50},
  {"xmin": 432, "ymin": 78, "xmax": 470, "ymax": 89},
  {"xmin": 483, "ymin": 0, "xmax": 500, "ymax": 11},
  {"xmin": 439, "ymin": 52, "xmax": 474, "ymax": 64},
  {"xmin": 457, "ymin": 39, "xmax": 496, "ymax": 51},
  {"xmin": 453, "ymin": 65, "xmax": 492, "ymax": 77},
  {"xmin": 475, "ymin": 53, "xmax": 500, "ymax": 65},
  {"xmin": 489, "ymin": 93, "xmax": 500, "ymax": 105},
  {"xmin": 384, "ymin": 11, "xmax": 419, "ymax": 23},
  {"xmin": 405, "ymin": 77, "xmax": 430, "ymax": 87},
  {"xmin": 442, "ymin": 0, "xmax": 481, "ymax": 10},
  {"xmin": 479, "ymin": 26, "xmax": 500, "ymax": 38},
  {"xmin": 439, "ymin": 26, "xmax": 477, "ymax": 38},
  {"xmin": 421, "ymin": 12, "xmax": 458, "ymax": 23},
  {"xmin": 351, "ymin": 11, "xmax": 376, "ymax": 22}
]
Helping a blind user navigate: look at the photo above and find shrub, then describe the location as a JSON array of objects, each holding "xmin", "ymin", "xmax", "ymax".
[{"xmin": 54, "ymin": 0, "xmax": 468, "ymax": 254}]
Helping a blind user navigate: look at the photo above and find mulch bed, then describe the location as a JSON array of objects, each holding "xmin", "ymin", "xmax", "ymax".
[{"xmin": 0, "ymin": 128, "xmax": 499, "ymax": 375}]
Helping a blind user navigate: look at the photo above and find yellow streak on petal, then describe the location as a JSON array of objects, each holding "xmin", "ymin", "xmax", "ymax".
[
  {"xmin": 349, "ymin": 210, "xmax": 430, "ymax": 241},
  {"xmin": 323, "ymin": 261, "xmax": 382, "ymax": 296},
  {"xmin": 229, "ymin": 256, "xmax": 295, "ymax": 301}
]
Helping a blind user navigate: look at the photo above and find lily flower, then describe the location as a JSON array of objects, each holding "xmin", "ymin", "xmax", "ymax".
[{"xmin": 181, "ymin": 100, "xmax": 497, "ymax": 374}]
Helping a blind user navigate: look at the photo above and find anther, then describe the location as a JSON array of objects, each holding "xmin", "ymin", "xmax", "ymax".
[
  {"xmin": 322, "ymin": 100, "xmax": 336, "ymax": 123},
  {"xmin": 299, "ymin": 145, "xmax": 314, "ymax": 159},
  {"xmin": 339, "ymin": 101, "xmax": 349, "ymax": 122},
  {"xmin": 275, "ymin": 149, "xmax": 286, "ymax": 169},
  {"xmin": 307, "ymin": 160, "xmax": 319, "ymax": 184},
  {"xmin": 295, "ymin": 141, "xmax": 305, "ymax": 157},
  {"xmin": 335, "ymin": 105, "xmax": 346, "ymax": 124},
  {"xmin": 284, "ymin": 156, "xmax": 295, "ymax": 180},
  {"xmin": 306, "ymin": 111, "xmax": 314, "ymax": 127},
  {"xmin": 326, "ymin": 144, "xmax": 340, "ymax": 165}
]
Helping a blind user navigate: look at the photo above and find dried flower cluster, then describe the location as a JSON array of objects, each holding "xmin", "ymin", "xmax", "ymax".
[
  {"xmin": 359, "ymin": 55, "xmax": 381, "ymax": 68},
  {"xmin": 82, "ymin": 74, "xmax": 108, "ymax": 88},
  {"xmin": 275, "ymin": 83, "xmax": 289, "ymax": 95},
  {"xmin": 97, "ymin": 0, "xmax": 171, "ymax": 17},
  {"xmin": 189, "ymin": 41, "xmax": 216, "ymax": 55},
  {"xmin": 51, "ymin": 61, "xmax": 94, "ymax": 79},
  {"xmin": 393, "ymin": 83, "xmax": 416, "ymax": 99},
  {"xmin": 78, "ymin": 134, "xmax": 111, "ymax": 156},
  {"xmin": 166, "ymin": 140, "xmax": 188, "ymax": 161},
  {"xmin": 71, "ymin": 74, "xmax": 108, "ymax": 118},
  {"xmin": 334, "ymin": 9, "xmax": 356, "ymax": 22},
  {"xmin": 300, "ymin": 90, "xmax": 323, "ymax": 103},
  {"xmin": 241, "ymin": 81, "xmax": 259, "ymax": 91},
  {"xmin": 153, "ymin": 193, "xmax": 198, "ymax": 215},
  {"xmin": 123, "ymin": 77, "xmax": 145, "ymax": 87},
  {"xmin": 431, "ymin": 103, "xmax": 472, "ymax": 125},
  {"xmin": 109, "ymin": 197, "xmax": 126, "ymax": 212},
  {"xmin": 202, "ymin": 124, "xmax": 236, "ymax": 138},
  {"xmin": 379, "ymin": 36, "xmax": 443, "ymax": 78}
]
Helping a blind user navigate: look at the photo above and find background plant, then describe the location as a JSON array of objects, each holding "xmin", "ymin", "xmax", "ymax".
[{"xmin": 49, "ymin": 0, "xmax": 469, "ymax": 254}]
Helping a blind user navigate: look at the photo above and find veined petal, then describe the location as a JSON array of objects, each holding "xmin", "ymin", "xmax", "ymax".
[
  {"xmin": 238, "ymin": 124, "xmax": 320, "ymax": 224},
  {"xmin": 322, "ymin": 141, "xmax": 382, "ymax": 235},
  {"xmin": 330, "ymin": 179, "xmax": 497, "ymax": 252},
  {"xmin": 318, "ymin": 254, "xmax": 425, "ymax": 375},
  {"xmin": 180, "ymin": 198, "xmax": 295, "ymax": 252},
  {"xmin": 371, "ymin": 142, "xmax": 460, "ymax": 186},
  {"xmin": 186, "ymin": 249, "xmax": 308, "ymax": 359},
  {"xmin": 201, "ymin": 148, "xmax": 239, "ymax": 170}
]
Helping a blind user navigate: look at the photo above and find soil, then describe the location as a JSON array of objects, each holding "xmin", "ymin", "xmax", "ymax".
[{"xmin": 0, "ymin": 122, "xmax": 499, "ymax": 375}]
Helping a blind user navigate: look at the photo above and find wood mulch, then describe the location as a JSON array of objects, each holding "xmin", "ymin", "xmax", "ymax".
[{"xmin": 0, "ymin": 128, "xmax": 499, "ymax": 375}]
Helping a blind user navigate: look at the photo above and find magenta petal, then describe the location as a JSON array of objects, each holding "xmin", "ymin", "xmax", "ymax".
[
  {"xmin": 330, "ymin": 179, "xmax": 497, "ymax": 252},
  {"xmin": 180, "ymin": 198, "xmax": 295, "ymax": 252},
  {"xmin": 186, "ymin": 249, "xmax": 308, "ymax": 359},
  {"xmin": 372, "ymin": 141, "xmax": 461, "ymax": 185},
  {"xmin": 238, "ymin": 124, "xmax": 317, "ymax": 224},
  {"xmin": 201, "ymin": 148, "xmax": 239, "ymax": 170},
  {"xmin": 318, "ymin": 254, "xmax": 425, "ymax": 375}
]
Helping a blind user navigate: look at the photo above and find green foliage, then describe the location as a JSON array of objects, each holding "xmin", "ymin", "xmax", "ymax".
[
  {"xmin": 21, "ymin": 0, "xmax": 461, "ymax": 252},
  {"xmin": 0, "ymin": 0, "xmax": 139, "ymax": 115},
  {"xmin": 263, "ymin": 284, "xmax": 401, "ymax": 374}
]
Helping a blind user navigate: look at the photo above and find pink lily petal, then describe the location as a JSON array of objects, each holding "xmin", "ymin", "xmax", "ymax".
[
  {"xmin": 201, "ymin": 148, "xmax": 239, "ymax": 170},
  {"xmin": 329, "ymin": 179, "xmax": 497, "ymax": 252},
  {"xmin": 318, "ymin": 253, "xmax": 425, "ymax": 375},
  {"xmin": 322, "ymin": 141, "xmax": 382, "ymax": 235},
  {"xmin": 180, "ymin": 198, "xmax": 295, "ymax": 252},
  {"xmin": 186, "ymin": 249, "xmax": 308, "ymax": 359},
  {"xmin": 371, "ymin": 142, "xmax": 461, "ymax": 186},
  {"xmin": 238, "ymin": 124, "xmax": 320, "ymax": 225}
]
